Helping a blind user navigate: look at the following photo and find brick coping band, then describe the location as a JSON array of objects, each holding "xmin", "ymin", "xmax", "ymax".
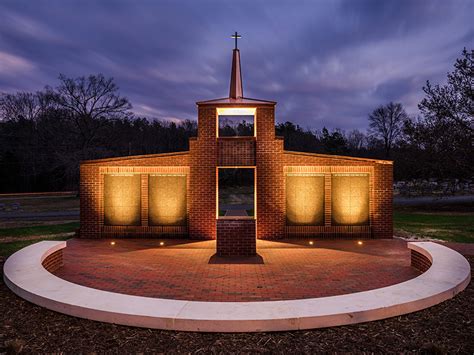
[{"xmin": 3, "ymin": 241, "xmax": 471, "ymax": 332}]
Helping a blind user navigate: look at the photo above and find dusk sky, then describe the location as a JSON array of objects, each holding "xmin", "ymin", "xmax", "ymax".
[{"xmin": 0, "ymin": 0, "xmax": 472, "ymax": 130}]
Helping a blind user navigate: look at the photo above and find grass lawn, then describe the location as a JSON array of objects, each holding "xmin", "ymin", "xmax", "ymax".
[
  {"xmin": 0, "ymin": 235, "xmax": 68, "ymax": 257},
  {"xmin": 394, "ymin": 211, "xmax": 474, "ymax": 243},
  {"xmin": 0, "ymin": 221, "xmax": 78, "ymax": 257},
  {"xmin": 0, "ymin": 221, "xmax": 79, "ymax": 238}
]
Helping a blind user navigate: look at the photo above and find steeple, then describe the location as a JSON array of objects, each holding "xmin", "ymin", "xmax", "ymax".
[
  {"xmin": 196, "ymin": 33, "xmax": 276, "ymax": 106},
  {"xmin": 229, "ymin": 32, "xmax": 243, "ymax": 99}
]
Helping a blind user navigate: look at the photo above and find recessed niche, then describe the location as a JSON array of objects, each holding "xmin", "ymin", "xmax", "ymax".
[
  {"xmin": 148, "ymin": 174, "xmax": 187, "ymax": 226},
  {"xmin": 286, "ymin": 174, "xmax": 325, "ymax": 225},
  {"xmin": 331, "ymin": 174, "xmax": 369, "ymax": 226},
  {"xmin": 103, "ymin": 174, "xmax": 141, "ymax": 226}
]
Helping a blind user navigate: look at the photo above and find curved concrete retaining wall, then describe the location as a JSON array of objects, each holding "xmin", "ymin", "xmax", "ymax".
[{"xmin": 3, "ymin": 241, "xmax": 471, "ymax": 332}]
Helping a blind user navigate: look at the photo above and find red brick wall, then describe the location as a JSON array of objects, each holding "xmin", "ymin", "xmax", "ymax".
[
  {"xmin": 217, "ymin": 219, "xmax": 256, "ymax": 256},
  {"xmin": 189, "ymin": 106, "xmax": 218, "ymax": 239},
  {"xmin": 80, "ymin": 102, "xmax": 393, "ymax": 241},
  {"xmin": 218, "ymin": 137, "xmax": 255, "ymax": 166},
  {"xmin": 283, "ymin": 152, "xmax": 393, "ymax": 239},
  {"xmin": 256, "ymin": 107, "xmax": 285, "ymax": 239},
  {"xmin": 79, "ymin": 152, "xmax": 190, "ymax": 239},
  {"xmin": 42, "ymin": 249, "xmax": 63, "ymax": 272},
  {"xmin": 372, "ymin": 163, "xmax": 393, "ymax": 238},
  {"xmin": 411, "ymin": 249, "xmax": 432, "ymax": 272},
  {"xmin": 80, "ymin": 164, "xmax": 102, "ymax": 238}
]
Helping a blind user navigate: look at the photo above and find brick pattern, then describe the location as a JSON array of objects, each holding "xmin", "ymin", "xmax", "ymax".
[
  {"xmin": 42, "ymin": 249, "xmax": 63, "ymax": 273},
  {"xmin": 80, "ymin": 101, "xmax": 393, "ymax": 241},
  {"xmin": 256, "ymin": 107, "xmax": 285, "ymax": 239},
  {"xmin": 102, "ymin": 225, "xmax": 188, "ymax": 238},
  {"xmin": 283, "ymin": 154, "xmax": 393, "ymax": 239},
  {"xmin": 216, "ymin": 219, "xmax": 256, "ymax": 256},
  {"xmin": 372, "ymin": 163, "xmax": 393, "ymax": 239},
  {"xmin": 411, "ymin": 249, "xmax": 432, "ymax": 272},
  {"xmin": 55, "ymin": 238, "xmax": 419, "ymax": 302},
  {"xmin": 189, "ymin": 107, "xmax": 218, "ymax": 240},
  {"xmin": 79, "ymin": 155, "xmax": 190, "ymax": 239},
  {"xmin": 80, "ymin": 164, "xmax": 101, "ymax": 238},
  {"xmin": 286, "ymin": 225, "xmax": 371, "ymax": 238},
  {"xmin": 218, "ymin": 137, "xmax": 255, "ymax": 166}
]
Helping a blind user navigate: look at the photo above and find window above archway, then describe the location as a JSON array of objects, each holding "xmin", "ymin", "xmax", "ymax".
[{"xmin": 217, "ymin": 107, "xmax": 256, "ymax": 137}]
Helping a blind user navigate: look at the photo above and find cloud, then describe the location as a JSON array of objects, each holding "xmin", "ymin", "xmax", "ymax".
[
  {"xmin": 0, "ymin": 51, "xmax": 34, "ymax": 73},
  {"xmin": 0, "ymin": 0, "xmax": 472, "ymax": 129}
]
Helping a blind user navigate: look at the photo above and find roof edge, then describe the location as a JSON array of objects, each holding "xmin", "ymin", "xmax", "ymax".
[
  {"xmin": 196, "ymin": 96, "xmax": 276, "ymax": 106},
  {"xmin": 81, "ymin": 151, "xmax": 190, "ymax": 165},
  {"xmin": 284, "ymin": 150, "xmax": 393, "ymax": 164}
]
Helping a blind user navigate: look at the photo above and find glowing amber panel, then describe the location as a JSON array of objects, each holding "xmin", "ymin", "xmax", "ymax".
[
  {"xmin": 149, "ymin": 175, "xmax": 187, "ymax": 226},
  {"xmin": 286, "ymin": 174, "xmax": 325, "ymax": 226},
  {"xmin": 331, "ymin": 174, "xmax": 369, "ymax": 226},
  {"xmin": 104, "ymin": 174, "xmax": 141, "ymax": 226}
]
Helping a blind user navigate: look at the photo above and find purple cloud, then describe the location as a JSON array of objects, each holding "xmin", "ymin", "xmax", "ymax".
[{"xmin": 0, "ymin": 0, "xmax": 472, "ymax": 130}]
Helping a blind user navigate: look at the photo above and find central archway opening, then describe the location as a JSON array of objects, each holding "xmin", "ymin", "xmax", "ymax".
[{"xmin": 217, "ymin": 167, "xmax": 255, "ymax": 218}]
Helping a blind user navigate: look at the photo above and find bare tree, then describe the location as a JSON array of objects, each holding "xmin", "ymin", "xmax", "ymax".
[
  {"xmin": 50, "ymin": 74, "xmax": 132, "ymax": 155},
  {"xmin": 368, "ymin": 102, "xmax": 408, "ymax": 158},
  {"xmin": 0, "ymin": 92, "xmax": 43, "ymax": 122}
]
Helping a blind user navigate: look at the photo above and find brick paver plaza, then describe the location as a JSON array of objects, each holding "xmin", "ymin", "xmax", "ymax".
[{"xmin": 54, "ymin": 239, "xmax": 420, "ymax": 302}]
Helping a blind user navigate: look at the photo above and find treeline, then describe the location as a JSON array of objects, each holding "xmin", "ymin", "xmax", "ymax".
[{"xmin": 0, "ymin": 49, "xmax": 472, "ymax": 193}]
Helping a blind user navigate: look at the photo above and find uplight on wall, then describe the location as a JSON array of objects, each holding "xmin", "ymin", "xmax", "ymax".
[
  {"xmin": 331, "ymin": 173, "xmax": 370, "ymax": 226},
  {"xmin": 217, "ymin": 107, "xmax": 256, "ymax": 116},
  {"xmin": 149, "ymin": 174, "xmax": 187, "ymax": 226},
  {"xmin": 286, "ymin": 173, "xmax": 325, "ymax": 226},
  {"xmin": 103, "ymin": 174, "xmax": 141, "ymax": 226}
]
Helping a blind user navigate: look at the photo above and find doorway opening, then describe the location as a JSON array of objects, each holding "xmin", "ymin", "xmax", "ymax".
[{"xmin": 217, "ymin": 167, "xmax": 255, "ymax": 218}]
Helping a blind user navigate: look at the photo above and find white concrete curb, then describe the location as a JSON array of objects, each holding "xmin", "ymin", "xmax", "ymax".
[{"xmin": 3, "ymin": 241, "xmax": 471, "ymax": 332}]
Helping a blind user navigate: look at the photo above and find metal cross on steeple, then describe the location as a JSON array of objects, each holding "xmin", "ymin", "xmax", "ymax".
[{"xmin": 231, "ymin": 31, "xmax": 241, "ymax": 50}]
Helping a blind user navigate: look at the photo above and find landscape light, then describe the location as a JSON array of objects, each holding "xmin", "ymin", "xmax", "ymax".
[
  {"xmin": 160, "ymin": 241, "xmax": 165, "ymax": 246},
  {"xmin": 110, "ymin": 241, "xmax": 116, "ymax": 246},
  {"xmin": 309, "ymin": 241, "xmax": 314, "ymax": 245},
  {"xmin": 357, "ymin": 241, "xmax": 363, "ymax": 245}
]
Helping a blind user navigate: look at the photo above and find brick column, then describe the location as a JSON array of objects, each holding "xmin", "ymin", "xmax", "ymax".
[
  {"xmin": 324, "ymin": 173, "xmax": 332, "ymax": 227},
  {"xmin": 256, "ymin": 106, "xmax": 285, "ymax": 239},
  {"xmin": 217, "ymin": 219, "xmax": 256, "ymax": 256},
  {"xmin": 141, "ymin": 174, "xmax": 148, "ymax": 227},
  {"xmin": 372, "ymin": 162, "xmax": 393, "ymax": 238},
  {"xmin": 79, "ymin": 164, "xmax": 102, "ymax": 238},
  {"xmin": 189, "ymin": 106, "xmax": 218, "ymax": 240}
]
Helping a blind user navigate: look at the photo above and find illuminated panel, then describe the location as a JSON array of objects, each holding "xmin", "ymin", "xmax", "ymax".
[
  {"xmin": 104, "ymin": 174, "xmax": 141, "ymax": 226},
  {"xmin": 331, "ymin": 174, "xmax": 369, "ymax": 226},
  {"xmin": 149, "ymin": 174, "xmax": 187, "ymax": 226},
  {"xmin": 286, "ymin": 174, "xmax": 325, "ymax": 226},
  {"xmin": 217, "ymin": 107, "xmax": 256, "ymax": 116}
]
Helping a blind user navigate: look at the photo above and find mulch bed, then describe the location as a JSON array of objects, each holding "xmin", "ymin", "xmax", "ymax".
[{"xmin": 1, "ymin": 256, "xmax": 473, "ymax": 354}]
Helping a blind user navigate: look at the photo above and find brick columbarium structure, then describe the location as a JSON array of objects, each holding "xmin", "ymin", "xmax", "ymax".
[{"xmin": 80, "ymin": 36, "xmax": 393, "ymax": 256}]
